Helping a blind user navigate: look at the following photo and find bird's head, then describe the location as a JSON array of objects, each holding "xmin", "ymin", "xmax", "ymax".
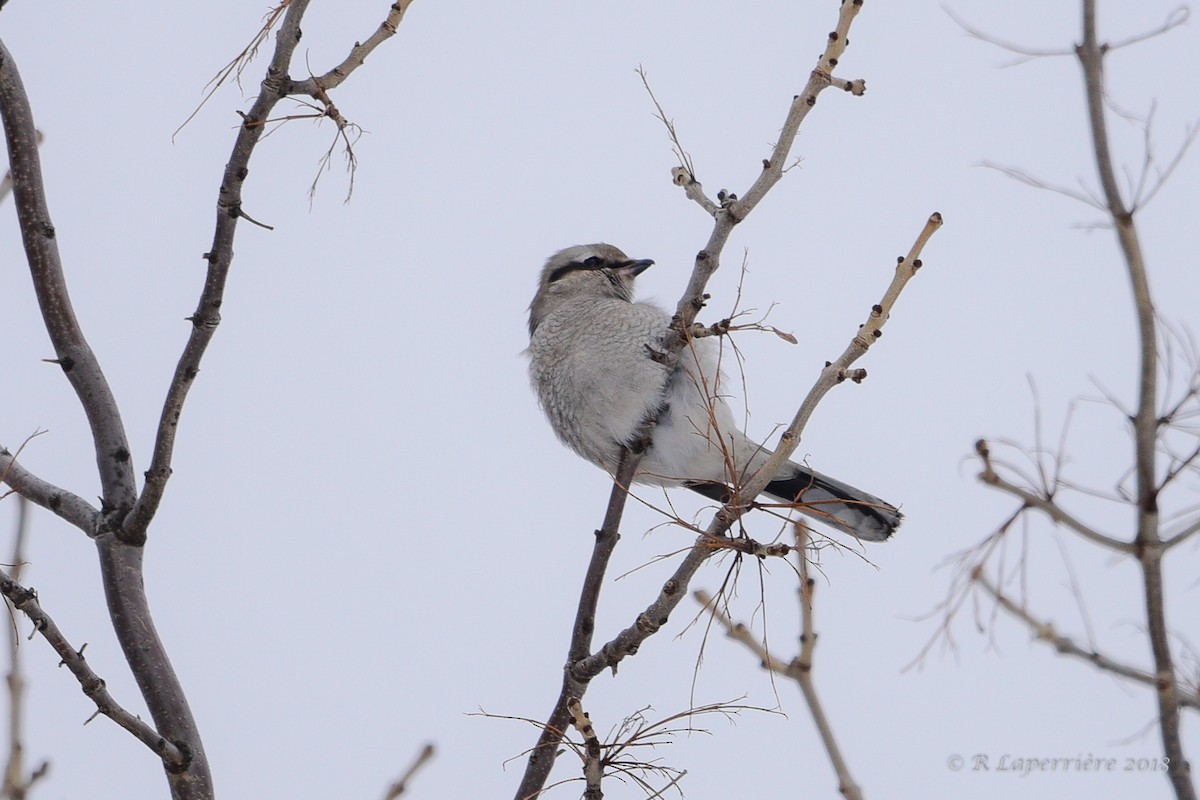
[{"xmin": 528, "ymin": 243, "xmax": 654, "ymax": 335}]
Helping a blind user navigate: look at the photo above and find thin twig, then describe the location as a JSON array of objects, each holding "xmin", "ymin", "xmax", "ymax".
[
  {"xmin": 694, "ymin": 525, "xmax": 866, "ymax": 800},
  {"xmin": 381, "ymin": 743, "xmax": 435, "ymax": 800},
  {"xmin": 945, "ymin": 4, "xmax": 1188, "ymax": 65},
  {"xmin": 1162, "ymin": 517, "xmax": 1200, "ymax": 550},
  {"xmin": 172, "ymin": 1, "xmax": 291, "ymax": 140},
  {"xmin": 637, "ymin": 67, "xmax": 709, "ymax": 215},
  {"xmin": 979, "ymin": 161, "xmax": 1105, "ymax": 211},
  {"xmin": 906, "ymin": 509, "xmax": 1023, "ymax": 670},
  {"xmin": 3, "ymin": 497, "xmax": 50, "ymax": 799}
]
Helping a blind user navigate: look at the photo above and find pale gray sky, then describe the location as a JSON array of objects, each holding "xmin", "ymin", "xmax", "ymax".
[{"xmin": 1, "ymin": 1, "xmax": 1197, "ymax": 798}]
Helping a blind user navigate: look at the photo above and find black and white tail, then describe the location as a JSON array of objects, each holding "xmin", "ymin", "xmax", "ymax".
[{"xmin": 687, "ymin": 463, "xmax": 902, "ymax": 542}]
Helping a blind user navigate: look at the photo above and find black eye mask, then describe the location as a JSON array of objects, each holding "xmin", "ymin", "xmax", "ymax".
[{"xmin": 547, "ymin": 256, "xmax": 610, "ymax": 284}]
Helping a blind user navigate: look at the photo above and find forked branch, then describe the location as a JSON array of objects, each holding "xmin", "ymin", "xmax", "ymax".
[
  {"xmin": 956, "ymin": 4, "xmax": 1195, "ymax": 797},
  {"xmin": 0, "ymin": 42, "xmax": 137, "ymax": 528},
  {"xmin": 1078, "ymin": 4, "xmax": 1192, "ymax": 796},
  {"xmin": 1, "ymin": 4, "xmax": 412, "ymax": 799},
  {"xmin": 662, "ymin": 0, "xmax": 870, "ymax": 349},
  {"xmin": 695, "ymin": 524, "xmax": 865, "ymax": 800},
  {"xmin": 515, "ymin": 4, "xmax": 887, "ymax": 797},
  {"xmin": 129, "ymin": 0, "xmax": 413, "ymax": 539},
  {"xmin": 578, "ymin": 215, "xmax": 938, "ymax": 682}
]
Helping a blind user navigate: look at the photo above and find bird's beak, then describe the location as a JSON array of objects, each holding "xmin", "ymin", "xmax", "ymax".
[{"xmin": 618, "ymin": 259, "xmax": 654, "ymax": 277}]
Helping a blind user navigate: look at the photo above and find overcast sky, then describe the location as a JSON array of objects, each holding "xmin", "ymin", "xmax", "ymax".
[{"xmin": 2, "ymin": 1, "xmax": 1198, "ymax": 799}]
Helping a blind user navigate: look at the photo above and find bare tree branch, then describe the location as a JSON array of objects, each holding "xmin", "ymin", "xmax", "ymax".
[
  {"xmin": 2, "ymin": 497, "xmax": 49, "ymax": 800},
  {"xmin": 381, "ymin": 743, "xmax": 435, "ymax": 800},
  {"xmin": 1159, "ymin": 440, "xmax": 1200, "ymax": 492},
  {"xmin": 1107, "ymin": 5, "xmax": 1190, "ymax": 51},
  {"xmin": 792, "ymin": 527, "xmax": 864, "ymax": 800},
  {"xmin": 515, "ymin": 4, "xmax": 910, "ymax": 796},
  {"xmin": 515, "ymin": 448, "xmax": 646, "ymax": 799},
  {"xmin": 127, "ymin": 0, "xmax": 312, "ymax": 539},
  {"xmin": 957, "ymin": 5, "xmax": 1197, "ymax": 797},
  {"xmin": 945, "ymin": 4, "xmax": 1189, "ymax": 65},
  {"xmin": 1162, "ymin": 517, "xmax": 1200, "ymax": 551},
  {"xmin": 973, "ymin": 569, "xmax": 1200, "ymax": 711},
  {"xmin": 130, "ymin": 0, "xmax": 414, "ymax": 540},
  {"xmin": 290, "ymin": 0, "xmax": 415, "ymax": 95},
  {"xmin": 979, "ymin": 161, "xmax": 1105, "ymax": 211},
  {"xmin": 0, "ymin": 35, "xmax": 213, "ymax": 797},
  {"xmin": 0, "ymin": 566, "xmax": 185, "ymax": 767},
  {"xmin": 637, "ymin": 67, "xmax": 710, "ymax": 214},
  {"xmin": 0, "ymin": 42, "xmax": 137, "ymax": 529},
  {"xmin": 3, "ymin": 4, "xmax": 413, "ymax": 798},
  {"xmin": 1077, "ymin": 3, "xmax": 1194, "ymax": 796},
  {"xmin": 943, "ymin": 5, "xmax": 1074, "ymax": 62},
  {"xmin": 172, "ymin": 2, "xmax": 290, "ymax": 140},
  {"xmin": 573, "ymin": 215, "xmax": 935, "ymax": 691},
  {"xmin": 717, "ymin": 213, "xmax": 938, "ymax": 524},
  {"xmin": 1133, "ymin": 120, "xmax": 1200, "ymax": 212},
  {"xmin": 974, "ymin": 439, "xmax": 1133, "ymax": 553},
  {"xmin": 567, "ymin": 699, "xmax": 603, "ymax": 800},
  {"xmin": 662, "ymin": 0, "xmax": 868, "ymax": 350},
  {"xmin": 694, "ymin": 525, "xmax": 865, "ymax": 800},
  {"xmin": 0, "ymin": 433, "xmax": 97, "ymax": 535}
]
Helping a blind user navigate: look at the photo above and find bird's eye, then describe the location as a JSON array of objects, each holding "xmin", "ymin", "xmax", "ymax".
[{"xmin": 546, "ymin": 255, "xmax": 608, "ymax": 284}]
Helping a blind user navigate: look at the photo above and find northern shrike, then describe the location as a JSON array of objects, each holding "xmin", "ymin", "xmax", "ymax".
[{"xmin": 527, "ymin": 243, "xmax": 901, "ymax": 542}]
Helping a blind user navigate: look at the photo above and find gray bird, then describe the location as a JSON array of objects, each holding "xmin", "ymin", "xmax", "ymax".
[{"xmin": 527, "ymin": 243, "xmax": 901, "ymax": 542}]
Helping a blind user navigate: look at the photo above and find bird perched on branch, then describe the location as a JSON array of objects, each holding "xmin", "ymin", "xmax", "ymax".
[{"xmin": 526, "ymin": 243, "xmax": 901, "ymax": 542}]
